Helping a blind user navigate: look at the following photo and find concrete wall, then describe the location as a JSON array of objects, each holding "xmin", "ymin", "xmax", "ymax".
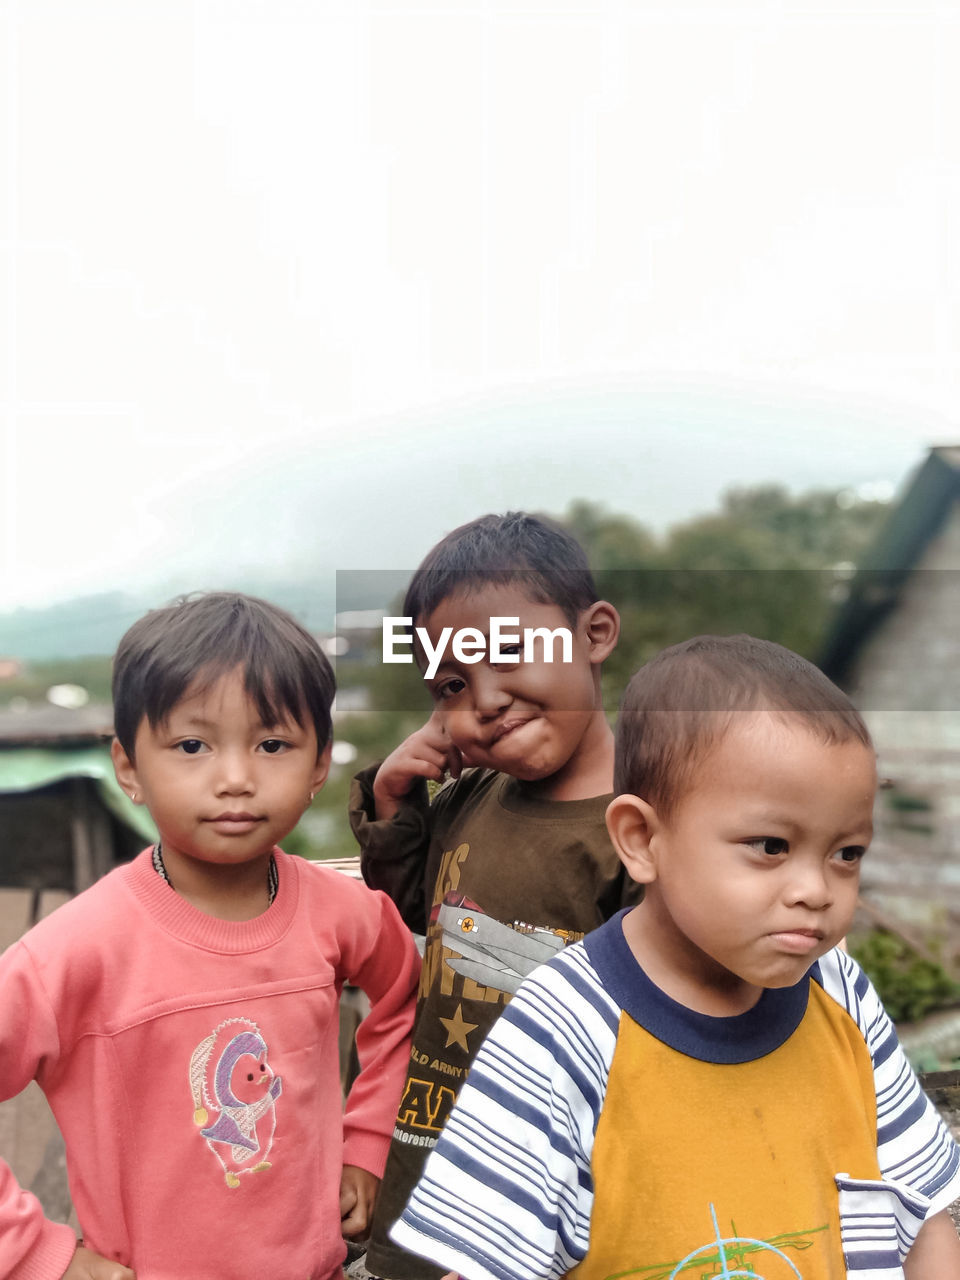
[{"xmin": 845, "ymin": 502, "xmax": 960, "ymax": 928}]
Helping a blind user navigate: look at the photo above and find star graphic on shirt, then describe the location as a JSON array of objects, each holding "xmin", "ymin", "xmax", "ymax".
[{"xmin": 439, "ymin": 1003, "xmax": 479, "ymax": 1052}]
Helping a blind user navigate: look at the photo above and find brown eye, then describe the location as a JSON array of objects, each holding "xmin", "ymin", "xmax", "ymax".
[
  {"xmin": 836, "ymin": 846, "xmax": 866, "ymax": 864},
  {"xmin": 435, "ymin": 678, "xmax": 466, "ymax": 701},
  {"xmin": 746, "ymin": 837, "xmax": 789, "ymax": 856}
]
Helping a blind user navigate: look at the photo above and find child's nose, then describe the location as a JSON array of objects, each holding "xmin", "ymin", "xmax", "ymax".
[
  {"xmin": 472, "ymin": 671, "xmax": 512, "ymax": 720},
  {"xmin": 215, "ymin": 751, "xmax": 255, "ymax": 794},
  {"xmin": 786, "ymin": 861, "xmax": 832, "ymax": 910}
]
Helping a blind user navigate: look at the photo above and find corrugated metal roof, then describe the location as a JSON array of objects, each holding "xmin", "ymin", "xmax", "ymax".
[
  {"xmin": 821, "ymin": 448, "xmax": 960, "ymax": 682},
  {"xmin": 0, "ymin": 704, "xmax": 114, "ymax": 747}
]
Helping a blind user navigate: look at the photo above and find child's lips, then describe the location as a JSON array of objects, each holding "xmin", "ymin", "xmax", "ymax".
[
  {"xmin": 490, "ymin": 717, "xmax": 532, "ymax": 745},
  {"xmin": 768, "ymin": 927, "xmax": 826, "ymax": 954},
  {"xmin": 205, "ymin": 812, "xmax": 264, "ymax": 834}
]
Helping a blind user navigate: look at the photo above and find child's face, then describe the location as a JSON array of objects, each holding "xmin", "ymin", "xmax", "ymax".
[
  {"xmin": 420, "ymin": 582, "xmax": 616, "ymax": 785},
  {"xmin": 612, "ymin": 713, "xmax": 876, "ymax": 1006},
  {"xmin": 111, "ymin": 666, "xmax": 330, "ymax": 872}
]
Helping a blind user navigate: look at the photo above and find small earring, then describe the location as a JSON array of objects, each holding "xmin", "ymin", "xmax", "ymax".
[
  {"xmin": 129, "ymin": 791, "xmax": 138, "ymax": 803},
  {"xmin": 308, "ymin": 792, "xmax": 315, "ymax": 803}
]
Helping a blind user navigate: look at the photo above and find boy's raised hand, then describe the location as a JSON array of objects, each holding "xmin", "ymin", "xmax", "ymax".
[
  {"xmin": 373, "ymin": 711, "xmax": 464, "ymax": 821},
  {"xmin": 62, "ymin": 1245, "xmax": 136, "ymax": 1279},
  {"xmin": 339, "ymin": 1164, "xmax": 379, "ymax": 1238}
]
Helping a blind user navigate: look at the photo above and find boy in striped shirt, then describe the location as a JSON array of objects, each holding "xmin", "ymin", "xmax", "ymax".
[{"xmin": 393, "ymin": 634, "xmax": 960, "ymax": 1280}]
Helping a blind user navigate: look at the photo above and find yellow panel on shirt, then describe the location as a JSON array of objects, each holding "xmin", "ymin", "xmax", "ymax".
[{"xmin": 572, "ymin": 983, "xmax": 880, "ymax": 1280}]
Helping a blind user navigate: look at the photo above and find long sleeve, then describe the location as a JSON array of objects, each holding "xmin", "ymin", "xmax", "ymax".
[
  {"xmin": 339, "ymin": 886, "xmax": 421, "ymax": 1177},
  {"xmin": 0, "ymin": 942, "xmax": 81, "ymax": 1280},
  {"xmin": 350, "ymin": 765, "xmax": 433, "ymax": 933}
]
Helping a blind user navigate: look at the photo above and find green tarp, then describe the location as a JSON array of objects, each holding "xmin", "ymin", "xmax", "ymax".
[{"xmin": 0, "ymin": 748, "xmax": 157, "ymax": 841}]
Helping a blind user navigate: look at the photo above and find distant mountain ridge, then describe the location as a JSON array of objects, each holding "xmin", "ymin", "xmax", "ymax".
[
  {"xmin": 0, "ymin": 581, "xmax": 342, "ymax": 661},
  {"xmin": 0, "ymin": 570, "xmax": 416, "ymax": 661},
  {"xmin": 0, "ymin": 593, "xmax": 147, "ymax": 662}
]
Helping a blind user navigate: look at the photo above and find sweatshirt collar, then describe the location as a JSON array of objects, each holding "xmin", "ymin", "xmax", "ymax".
[{"xmin": 124, "ymin": 847, "xmax": 301, "ymax": 954}]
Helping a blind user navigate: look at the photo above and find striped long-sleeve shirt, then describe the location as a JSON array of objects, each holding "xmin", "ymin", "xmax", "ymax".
[{"xmin": 393, "ymin": 911, "xmax": 960, "ymax": 1280}]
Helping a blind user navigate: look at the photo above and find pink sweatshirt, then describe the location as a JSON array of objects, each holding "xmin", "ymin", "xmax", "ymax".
[{"xmin": 0, "ymin": 849, "xmax": 420, "ymax": 1280}]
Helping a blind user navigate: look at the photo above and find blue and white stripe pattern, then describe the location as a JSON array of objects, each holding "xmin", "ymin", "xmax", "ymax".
[
  {"xmin": 393, "ymin": 941, "xmax": 960, "ymax": 1280},
  {"xmin": 392, "ymin": 942, "xmax": 614, "ymax": 1280},
  {"xmin": 835, "ymin": 1174, "xmax": 931, "ymax": 1278},
  {"xmin": 817, "ymin": 948, "xmax": 960, "ymax": 1275}
]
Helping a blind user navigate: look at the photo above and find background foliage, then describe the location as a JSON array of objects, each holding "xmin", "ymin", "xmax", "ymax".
[{"xmin": 848, "ymin": 929, "xmax": 960, "ymax": 1025}]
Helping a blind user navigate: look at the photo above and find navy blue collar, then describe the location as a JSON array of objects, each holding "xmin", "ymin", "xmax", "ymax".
[{"xmin": 583, "ymin": 909, "xmax": 816, "ymax": 1065}]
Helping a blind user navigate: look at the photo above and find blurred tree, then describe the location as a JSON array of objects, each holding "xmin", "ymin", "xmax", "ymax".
[
  {"xmin": 667, "ymin": 484, "xmax": 887, "ymax": 568},
  {"xmin": 559, "ymin": 485, "xmax": 890, "ymax": 706},
  {"xmin": 563, "ymin": 500, "xmax": 660, "ymax": 569}
]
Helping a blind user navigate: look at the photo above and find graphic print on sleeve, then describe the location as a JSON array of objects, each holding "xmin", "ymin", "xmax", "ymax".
[
  {"xmin": 397, "ymin": 886, "xmax": 580, "ymax": 1147},
  {"xmin": 188, "ymin": 1017, "xmax": 282, "ymax": 1188},
  {"xmin": 437, "ymin": 891, "xmax": 575, "ymax": 995}
]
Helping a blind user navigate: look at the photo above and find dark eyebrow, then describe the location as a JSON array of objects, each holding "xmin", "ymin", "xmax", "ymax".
[
  {"xmin": 740, "ymin": 809, "xmax": 796, "ymax": 828},
  {"xmin": 176, "ymin": 715, "xmax": 216, "ymax": 730},
  {"xmin": 424, "ymin": 662, "xmax": 462, "ymax": 681}
]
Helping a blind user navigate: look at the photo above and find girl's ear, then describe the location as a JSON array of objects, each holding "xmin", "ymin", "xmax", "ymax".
[
  {"xmin": 605, "ymin": 794, "xmax": 660, "ymax": 884},
  {"xmin": 111, "ymin": 737, "xmax": 141, "ymax": 802},
  {"xmin": 581, "ymin": 600, "xmax": 620, "ymax": 665},
  {"xmin": 309, "ymin": 743, "xmax": 333, "ymax": 799}
]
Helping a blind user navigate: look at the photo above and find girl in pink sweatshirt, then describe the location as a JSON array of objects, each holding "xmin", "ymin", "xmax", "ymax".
[{"xmin": 0, "ymin": 593, "xmax": 420, "ymax": 1280}]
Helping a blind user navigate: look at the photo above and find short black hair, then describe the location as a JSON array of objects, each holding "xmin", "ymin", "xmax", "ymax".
[
  {"xmin": 403, "ymin": 512, "xmax": 598, "ymax": 627},
  {"xmin": 112, "ymin": 592, "xmax": 335, "ymax": 759},
  {"xmin": 614, "ymin": 634, "xmax": 872, "ymax": 815}
]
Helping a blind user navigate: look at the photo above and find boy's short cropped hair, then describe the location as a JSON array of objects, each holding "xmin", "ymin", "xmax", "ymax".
[
  {"xmin": 402, "ymin": 511, "xmax": 598, "ymax": 627},
  {"xmin": 112, "ymin": 592, "xmax": 335, "ymax": 758},
  {"xmin": 614, "ymin": 633, "xmax": 871, "ymax": 815}
]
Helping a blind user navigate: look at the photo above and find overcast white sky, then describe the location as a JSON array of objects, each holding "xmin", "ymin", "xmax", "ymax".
[{"xmin": 1, "ymin": 1, "xmax": 958, "ymax": 615}]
